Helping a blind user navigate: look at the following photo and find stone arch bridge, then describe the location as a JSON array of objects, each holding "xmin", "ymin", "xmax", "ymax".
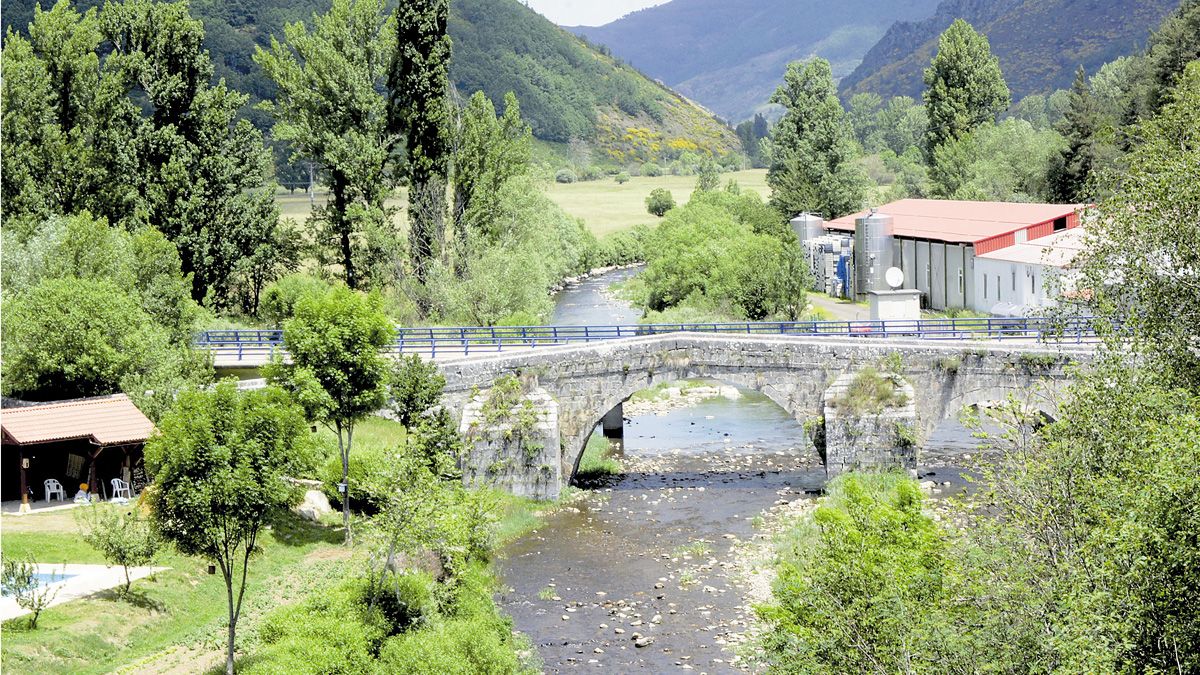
[{"xmin": 437, "ymin": 333, "xmax": 1092, "ymax": 499}]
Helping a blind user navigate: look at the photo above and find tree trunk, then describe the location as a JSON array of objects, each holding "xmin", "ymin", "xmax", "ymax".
[
  {"xmin": 224, "ymin": 570, "xmax": 236, "ymax": 675},
  {"xmin": 453, "ymin": 186, "xmax": 469, "ymax": 278},
  {"xmin": 332, "ymin": 181, "xmax": 357, "ymax": 289},
  {"xmin": 338, "ymin": 421, "xmax": 352, "ymax": 546}
]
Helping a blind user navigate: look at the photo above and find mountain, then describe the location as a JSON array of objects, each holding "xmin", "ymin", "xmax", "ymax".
[
  {"xmin": 2, "ymin": 0, "xmax": 740, "ymax": 164},
  {"xmin": 566, "ymin": 0, "xmax": 941, "ymax": 122},
  {"xmin": 839, "ymin": 0, "xmax": 1181, "ymax": 101}
]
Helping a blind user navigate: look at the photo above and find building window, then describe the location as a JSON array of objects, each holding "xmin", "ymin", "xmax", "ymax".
[
  {"xmin": 1011, "ymin": 268, "xmax": 1016, "ymax": 291},
  {"xmin": 997, "ymin": 276, "xmax": 1002, "ymax": 301},
  {"xmin": 1031, "ymin": 274, "xmax": 1036, "ymax": 295},
  {"xmin": 983, "ymin": 274, "xmax": 988, "ymax": 299},
  {"xmin": 1053, "ymin": 216, "xmax": 1067, "ymax": 232}
]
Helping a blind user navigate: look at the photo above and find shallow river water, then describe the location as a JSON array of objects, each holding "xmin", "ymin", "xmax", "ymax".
[{"xmin": 496, "ymin": 270, "xmax": 981, "ymax": 673}]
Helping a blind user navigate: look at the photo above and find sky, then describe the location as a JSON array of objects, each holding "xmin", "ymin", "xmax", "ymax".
[{"xmin": 522, "ymin": 0, "xmax": 670, "ymax": 27}]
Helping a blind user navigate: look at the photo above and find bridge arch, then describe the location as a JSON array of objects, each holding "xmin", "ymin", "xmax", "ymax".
[{"xmin": 565, "ymin": 373, "xmax": 812, "ymax": 484}]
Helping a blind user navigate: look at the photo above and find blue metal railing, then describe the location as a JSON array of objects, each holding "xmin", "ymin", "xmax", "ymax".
[{"xmin": 195, "ymin": 316, "xmax": 1103, "ymax": 362}]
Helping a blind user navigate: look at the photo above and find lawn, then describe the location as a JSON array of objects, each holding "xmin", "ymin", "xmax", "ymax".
[
  {"xmin": 0, "ymin": 505, "xmax": 344, "ymax": 675},
  {"xmin": 0, "ymin": 415, "xmax": 558, "ymax": 674},
  {"xmin": 544, "ymin": 169, "xmax": 770, "ymax": 236},
  {"xmin": 273, "ymin": 169, "xmax": 770, "ymax": 239}
]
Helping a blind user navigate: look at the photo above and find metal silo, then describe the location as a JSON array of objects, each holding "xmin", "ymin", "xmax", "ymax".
[
  {"xmin": 790, "ymin": 213, "xmax": 824, "ymax": 244},
  {"xmin": 854, "ymin": 210, "xmax": 895, "ymax": 296}
]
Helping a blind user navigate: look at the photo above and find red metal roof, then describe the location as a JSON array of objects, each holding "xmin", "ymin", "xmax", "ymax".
[
  {"xmin": 826, "ymin": 199, "xmax": 1084, "ymax": 245},
  {"xmin": 1, "ymin": 394, "xmax": 154, "ymax": 447}
]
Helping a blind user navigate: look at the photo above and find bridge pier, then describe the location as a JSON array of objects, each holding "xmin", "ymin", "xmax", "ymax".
[{"xmin": 600, "ymin": 404, "xmax": 624, "ymax": 451}]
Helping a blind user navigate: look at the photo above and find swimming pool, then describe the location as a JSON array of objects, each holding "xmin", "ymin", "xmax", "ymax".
[{"xmin": 1, "ymin": 571, "xmax": 77, "ymax": 596}]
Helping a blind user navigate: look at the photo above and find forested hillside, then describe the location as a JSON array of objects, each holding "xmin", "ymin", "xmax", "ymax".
[
  {"xmin": 839, "ymin": 0, "xmax": 1180, "ymax": 100},
  {"xmin": 1, "ymin": 0, "xmax": 740, "ymax": 163},
  {"xmin": 568, "ymin": 0, "xmax": 939, "ymax": 122}
]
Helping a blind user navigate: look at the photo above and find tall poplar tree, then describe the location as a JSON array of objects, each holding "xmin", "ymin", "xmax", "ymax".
[
  {"xmin": 922, "ymin": 19, "xmax": 1010, "ymax": 161},
  {"xmin": 391, "ymin": 0, "xmax": 452, "ymax": 287},
  {"xmin": 256, "ymin": 0, "xmax": 401, "ymax": 290},
  {"xmin": 767, "ymin": 58, "xmax": 867, "ymax": 220}
]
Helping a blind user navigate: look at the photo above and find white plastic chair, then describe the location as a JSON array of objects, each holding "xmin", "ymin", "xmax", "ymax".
[
  {"xmin": 110, "ymin": 478, "xmax": 132, "ymax": 500},
  {"xmin": 44, "ymin": 479, "xmax": 66, "ymax": 502}
]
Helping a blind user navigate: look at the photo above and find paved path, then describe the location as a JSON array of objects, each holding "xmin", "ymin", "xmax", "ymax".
[
  {"xmin": 807, "ymin": 293, "xmax": 869, "ymax": 321},
  {"xmin": 1, "ymin": 563, "xmax": 170, "ymax": 620}
]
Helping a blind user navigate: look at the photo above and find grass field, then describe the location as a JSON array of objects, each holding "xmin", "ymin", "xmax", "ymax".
[
  {"xmin": 543, "ymin": 169, "xmax": 770, "ymax": 237},
  {"xmin": 274, "ymin": 169, "xmax": 771, "ymax": 240}
]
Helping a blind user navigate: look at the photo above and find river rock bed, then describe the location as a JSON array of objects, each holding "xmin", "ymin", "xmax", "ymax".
[{"xmin": 496, "ymin": 447, "xmax": 826, "ymax": 673}]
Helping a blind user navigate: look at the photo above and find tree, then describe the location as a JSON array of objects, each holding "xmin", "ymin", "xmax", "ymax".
[
  {"xmin": 846, "ymin": 92, "xmax": 883, "ymax": 150},
  {"xmin": 767, "ymin": 58, "xmax": 868, "ymax": 219},
  {"xmin": 922, "ymin": 19, "xmax": 1010, "ymax": 161},
  {"xmin": 646, "ymin": 188, "xmax": 676, "ymax": 217},
  {"xmin": 1, "ymin": 557, "xmax": 59, "ymax": 629},
  {"xmin": 1074, "ymin": 62, "xmax": 1200, "ymax": 391},
  {"xmin": 145, "ymin": 381, "xmax": 310, "ymax": 675},
  {"xmin": 393, "ymin": 0, "xmax": 452, "ymax": 288},
  {"xmin": 694, "ymin": 158, "xmax": 720, "ymax": 193},
  {"xmin": 0, "ymin": 277, "xmax": 203, "ymax": 405},
  {"xmin": 264, "ymin": 286, "xmax": 394, "ymax": 544},
  {"xmin": 1051, "ymin": 66, "xmax": 1101, "ymax": 202},
  {"xmin": 256, "ymin": 0, "xmax": 402, "ymax": 290},
  {"xmin": 389, "ymin": 354, "xmax": 446, "ymax": 428},
  {"xmin": 1, "ymin": 1, "xmax": 288, "ymax": 310},
  {"xmin": 449, "ymin": 90, "xmax": 531, "ymax": 273},
  {"xmin": 77, "ymin": 505, "xmax": 161, "ymax": 596},
  {"xmin": 929, "ymin": 119, "xmax": 1064, "ymax": 202}
]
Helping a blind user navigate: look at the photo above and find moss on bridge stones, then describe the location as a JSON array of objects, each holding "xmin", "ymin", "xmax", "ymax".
[
  {"xmin": 459, "ymin": 375, "xmax": 562, "ymax": 500},
  {"xmin": 823, "ymin": 369, "xmax": 918, "ymax": 476}
]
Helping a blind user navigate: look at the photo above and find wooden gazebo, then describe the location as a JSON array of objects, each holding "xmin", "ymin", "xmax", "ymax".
[{"xmin": 1, "ymin": 394, "xmax": 155, "ymax": 510}]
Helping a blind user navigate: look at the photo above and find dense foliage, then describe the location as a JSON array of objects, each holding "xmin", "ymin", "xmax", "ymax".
[
  {"xmin": 922, "ymin": 19, "xmax": 1010, "ymax": 161},
  {"xmin": 145, "ymin": 380, "xmax": 313, "ymax": 675},
  {"xmin": 625, "ymin": 188, "xmax": 808, "ymax": 322},
  {"xmin": 767, "ymin": 58, "xmax": 868, "ymax": 220},
  {"xmin": 1, "ymin": 0, "xmax": 293, "ymax": 312}
]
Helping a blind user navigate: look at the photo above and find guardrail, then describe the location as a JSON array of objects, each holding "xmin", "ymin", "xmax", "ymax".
[{"xmin": 196, "ymin": 316, "xmax": 1103, "ymax": 363}]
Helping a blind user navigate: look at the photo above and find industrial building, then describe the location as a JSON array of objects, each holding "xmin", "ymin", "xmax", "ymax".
[
  {"xmin": 973, "ymin": 225, "xmax": 1089, "ymax": 315},
  {"xmin": 792, "ymin": 199, "xmax": 1085, "ymax": 313}
]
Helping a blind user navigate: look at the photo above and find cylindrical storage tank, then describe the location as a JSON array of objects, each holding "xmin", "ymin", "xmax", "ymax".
[
  {"xmin": 790, "ymin": 213, "xmax": 824, "ymax": 244},
  {"xmin": 853, "ymin": 211, "xmax": 895, "ymax": 296}
]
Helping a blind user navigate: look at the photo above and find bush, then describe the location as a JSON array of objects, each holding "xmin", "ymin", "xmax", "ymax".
[
  {"xmin": 759, "ymin": 473, "xmax": 953, "ymax": 673},
  {"xmin": 1, "ymin": 556, "xmax": 58, "ymax": 629},
  {"xmin": 554, "ymin": 169, "xmax": 576, "ymax": 184},
  {"xmin": 375, "ymin": 616, "xmax": 519, "ymax": 675},
  {"xmin": 645, "ymin": 188, "xmax": 676, "ymax": 217},
  {"xmin": 615, "ymin": 172, "xmax": 630, "ymax": 184},
  {"xmin": 76, "ymin": 505, "xmax": 161, "ymax": 596},
  {"xmin": 321, "ymin": 443, "xmax": 396, "ymax": 514},
  {"xmin": 259, "ymin": 274, "xmax": 335, "ymax": 327},
  {"xmin": 249, "ymin": 578, "xmax": 388, "ymax": 675},
  {"xmin": 641, "ymin": 162, "xmax": 663, "ymax": 177}
]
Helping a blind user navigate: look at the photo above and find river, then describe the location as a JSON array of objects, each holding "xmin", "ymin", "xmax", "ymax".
[{"xmin": 496, "ymin": 269, "xmax": 981, "ymax": 673}]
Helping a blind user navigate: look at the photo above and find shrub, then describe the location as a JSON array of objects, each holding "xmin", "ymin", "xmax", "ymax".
[
  {"xmin": 259, "ymin": 273, "xmax": 334, "ymax": 327},
  {"xmin": 554, "ymin": 169, "xmax": 576, "ymax": 184},
  {"xmin": 830, "ymin": 367, "xmax": 909, "ymax": 414},
  {"xmin": 76, "ymin": 505, "xmax": 161, "ymax": 596},
  {"xmin": 1, "ymin": 556, "xmax": 58, "ymax": 629},
  {"xmin": 645, "ymin": 188, "xmax": 676, "ymax": 217},
  {"xmin": 321, "ymin": 443, "xmax": 394, "ymax": 514},
  {"xmin": 375, "ymin": 616, "xmax": 520, "ymax": 675},
  {"xmin": 641, "ymin": 162, "xmax": 663, "ymax": 177},
  {"xmin": 615, "ymin": 172, "xmax": 630, "ymax": 184}
]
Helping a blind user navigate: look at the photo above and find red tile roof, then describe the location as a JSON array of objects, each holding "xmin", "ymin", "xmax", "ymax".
[
  {"xmin": 1, "ymin": 394, "xmax": 155, "ymax": 446},
  {"xmin": 826, "ymin": 199, "xmax": 1084, "ymax": 245}
]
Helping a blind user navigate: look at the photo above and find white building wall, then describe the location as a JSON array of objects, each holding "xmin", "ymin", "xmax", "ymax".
[{"xmin": 972, "ymin": 258, "xmax": 1059, "ymax": 314}]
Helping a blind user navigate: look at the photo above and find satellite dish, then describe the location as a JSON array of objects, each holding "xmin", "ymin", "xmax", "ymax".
[{"xmin": 885, "ymin": 267, "xmax": 904, "ymax": 290}]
